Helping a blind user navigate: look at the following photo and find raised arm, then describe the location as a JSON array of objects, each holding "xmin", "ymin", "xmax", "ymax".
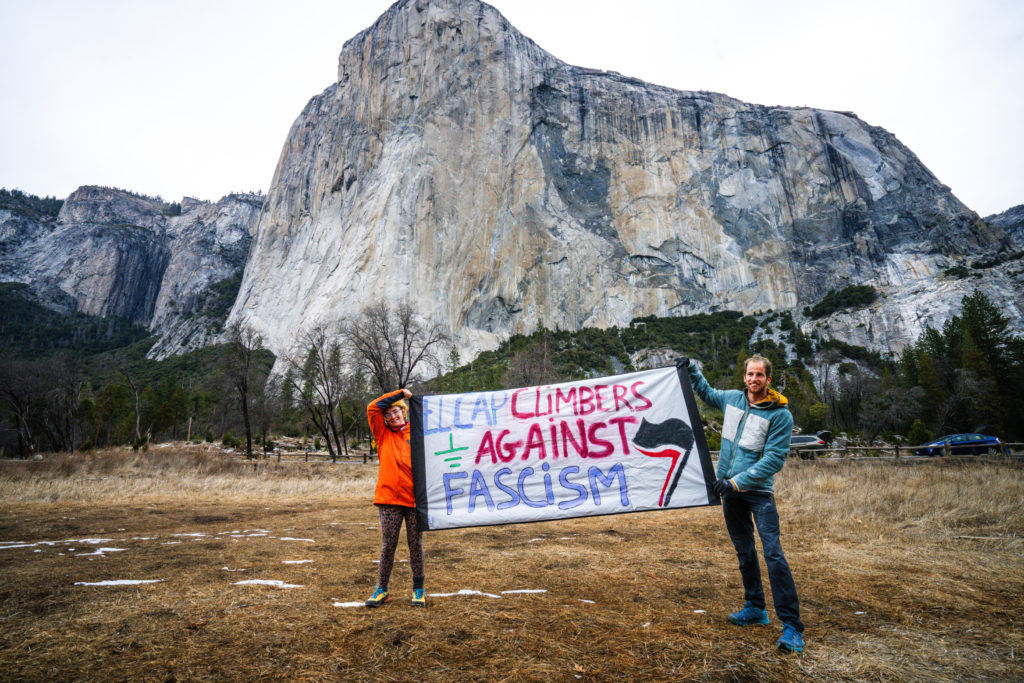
[
  {"xmin": 367, "ymin": 389, "xmax": 411, "ymax": 441},
  {"xmin": 679, "ymin": 358, "xmax": 726, "ymax": 411}
]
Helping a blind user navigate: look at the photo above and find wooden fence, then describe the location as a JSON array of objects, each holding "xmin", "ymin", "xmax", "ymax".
[{"xmin": 709, "ymin": 442, "xmax": 1024, "ymax": 463}]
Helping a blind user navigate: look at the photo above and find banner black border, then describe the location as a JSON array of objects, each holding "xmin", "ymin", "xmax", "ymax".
[
  {"xmin": 676, "ymin": 364, "xmax": 720, "ymax": 506},
  {"xmin": 412, "ymin": 366, "xmax": 719, "ymax": 531},
  {"xmin": 411, "ymin": 395, "xmax": 429, "ymax": 531}
]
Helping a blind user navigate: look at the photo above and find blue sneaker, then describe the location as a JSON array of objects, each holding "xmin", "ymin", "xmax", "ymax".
[
  {"xmin": 365, "ymin": 586, "xmax": 390, "ymax": 607},
  {"xmin": 727, "ymin": 602, "xmax": 770, "ymax": 626},
  {"xmin": 411, "ymin": 588, "xmax": 426, "ymax": 607},
  {"xmin": 777, "ymin": 623, "xmax": 804, "ymax": 653}
]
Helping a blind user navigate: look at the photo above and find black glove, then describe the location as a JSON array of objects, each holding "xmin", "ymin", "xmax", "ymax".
[
  {"xmin": 674, "ymin": 356, "xmax": 691, "ymax": 370},
  {"xmin": 713, "ymin": 478, "xmax": 734, "ymax": 496}
]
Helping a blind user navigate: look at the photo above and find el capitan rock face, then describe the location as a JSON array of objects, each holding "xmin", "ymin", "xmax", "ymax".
[
  {"xmin": 3, "ymin": 0, "xmax": 1019, "ymax": 367},
  {"xmin": 228, "ymin": 0, "xmax": 1021, "ymax": 363}
]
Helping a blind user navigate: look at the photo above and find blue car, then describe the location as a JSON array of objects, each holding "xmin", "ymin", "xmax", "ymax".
[{"xmin": 913, "ymin": 433, "xmax": 1003, "ymax": 456}]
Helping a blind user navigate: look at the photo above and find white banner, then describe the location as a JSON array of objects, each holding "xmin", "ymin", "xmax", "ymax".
[{"xmin": 411, "ymin": 366, "xmax": 716, "ymax": 530}]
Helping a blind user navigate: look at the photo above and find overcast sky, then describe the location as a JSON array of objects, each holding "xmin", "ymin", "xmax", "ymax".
[{"xmin": 1, "ymin": 0, "xmax": 1021, "ymax": 216}]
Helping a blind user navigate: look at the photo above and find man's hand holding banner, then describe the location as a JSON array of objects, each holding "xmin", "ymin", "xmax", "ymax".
[{"xmin": 411, "ymin": 366, "xmax": 717, "ymax": 530}]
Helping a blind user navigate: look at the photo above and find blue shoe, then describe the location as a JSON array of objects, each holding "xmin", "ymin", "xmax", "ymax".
[
  {"xmin": 727, "ymin": 602, "xmax": 770, "ymax": 626},
  {"xmin": 411, "ymin": 588, "xmax": 426, "ymax": 607},
  {"xmin": 777, "ymin": 623, "xmax": 804, "ymax": 653},
  {"xmin": 365, "ymin": 586, "xmax": 390, "ymax": 607}
]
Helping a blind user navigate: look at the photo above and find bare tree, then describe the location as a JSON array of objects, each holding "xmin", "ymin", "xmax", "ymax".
[
  {"xmin": 222, "ymin": 323, "xmax": 267, "ymax": 458},
  {"xmin": 116, "ymin": 362, "xmax": 143, "ymax": 445},
  {"xmin": 811, "ymin": 349, "xmax": 842, "ymax": 425},
  {"xmin": 42, "ymin": 356, "xmax": 83, "ymax": 452},
  {"xmin": 284, "ymin": 326, "xmax": 348, "ymax": 462},
  {"xmin": 344, "ymin": 302, "xmax": 449, "ymax": 392},
  {"xmin": 504, "ymin": 330, "xmax": 559, "ymax": 388},
  {"xmin": 256, "ymin": 374, "xmax": 282, "ymax": 458},
  {"xmin": 0, "ymin": 360, "xmax": 40, "ymax": 457}
]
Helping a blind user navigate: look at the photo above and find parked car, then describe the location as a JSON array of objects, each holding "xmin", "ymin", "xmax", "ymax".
[
  {"xmin": 913, "ymin": 433, "xmax": 1003, "ymax": 456},
  {"xmin": 788, "ymin": 434, "xmax": 826, "ymax": 459}
]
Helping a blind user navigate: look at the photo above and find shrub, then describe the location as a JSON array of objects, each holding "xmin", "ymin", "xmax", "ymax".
[
  {"xmin": 222, "ymin": 433, "xmax": 237, "ymax": 448},
  {"xmin": 907, "ymin": 419, "xmax": 932, "ymax": 446},
  {"xmin": 808, "ymin": 285, "xmax": 878, "ymax": 319},
  {"xmin": 943, "ymin": 265, "xmax": 972, "ymax": 279},
  {"xmin": 806, "ymin": 403, "xmax": 828, "ymax": 432}
]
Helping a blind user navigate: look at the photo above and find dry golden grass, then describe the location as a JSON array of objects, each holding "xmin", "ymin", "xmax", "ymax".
[{"xmin": 1, "ymin": 447, "xmax": 1021, "ymax": 681}]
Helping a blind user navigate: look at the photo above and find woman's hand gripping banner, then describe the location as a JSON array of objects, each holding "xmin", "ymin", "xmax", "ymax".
[{"xmin": 410, "ymin": 365, "xmax": 717, "ymax": 530}]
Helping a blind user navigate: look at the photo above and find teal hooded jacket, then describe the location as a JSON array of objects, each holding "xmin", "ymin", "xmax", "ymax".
[{"xmin": 686, "ymin": 361, "xmax": 793, "ymax": 493}]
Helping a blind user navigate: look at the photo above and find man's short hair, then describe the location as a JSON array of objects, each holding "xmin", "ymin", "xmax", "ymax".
[{"xmin": 744, "ymin": 354, "xmax": 772, "ymax": 378}]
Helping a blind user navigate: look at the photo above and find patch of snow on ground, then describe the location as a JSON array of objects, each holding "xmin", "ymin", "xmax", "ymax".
[
  {"xmin": 430, "ymin": 589, "xmax": 501, "ymax": 599},
  {"xmin": 77, "ymin": 547, "xmax": 126, "ymax": 557},
  {"xmin": 282, "ymin": 560, "xmax": 313, "ymax": 564},
  {"xmin": 279, "ymin": 537, "xmax": 315, "ymax": 543},
  {"xmin": 234, "ymin": 579, "xmax": 303, "ymax": 588},
  {"xmin": 75, "ymin": 579, "xmax": 162, "ymax": 586},
  {"xmin": 3, "ymin": 538, "xmax": 114, "ymax": 550},
  {"xmin": 334, "ymin": 601, "xmax": 365, "ymax": 608}
]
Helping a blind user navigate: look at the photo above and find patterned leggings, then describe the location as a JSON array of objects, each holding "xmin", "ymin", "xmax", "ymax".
[{"xmin": 376, "ymin": 504, "xmax": 424, "ymax": 589}]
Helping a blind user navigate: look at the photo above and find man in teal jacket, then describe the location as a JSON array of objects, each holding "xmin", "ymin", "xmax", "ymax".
[{"xmin": 679, "ymin": 354, "xmax": 805, "ymax": 653}]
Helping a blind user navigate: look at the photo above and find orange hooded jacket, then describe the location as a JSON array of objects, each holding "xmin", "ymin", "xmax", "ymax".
[{"xmin": 367, "ymin": 390, "xmax": 415, "ymax": 507}]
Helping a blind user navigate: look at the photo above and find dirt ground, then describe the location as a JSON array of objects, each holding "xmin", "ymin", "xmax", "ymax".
[{"xmin": 1, "ymin": 451, "xmax": 1022, "ymax": 681}]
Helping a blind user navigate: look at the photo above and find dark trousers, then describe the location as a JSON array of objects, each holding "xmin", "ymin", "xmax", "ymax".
[{"xmin": 722, "ymin": 490, "xmax": 803, "ymax": 632}]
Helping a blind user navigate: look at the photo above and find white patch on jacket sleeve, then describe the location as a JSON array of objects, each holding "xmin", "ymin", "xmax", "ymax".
[
  {"xmin": 738, "ymin": 413, "xmax": 770, "ymax": 452},
  {"xmin": 722, "ymin": 405, "xmax": 743, "ymax": 443}
]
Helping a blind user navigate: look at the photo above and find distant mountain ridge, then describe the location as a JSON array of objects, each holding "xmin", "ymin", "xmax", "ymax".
[{"xmin": 0, "ymin": 186, "xmax": 262, "ymax": 359}]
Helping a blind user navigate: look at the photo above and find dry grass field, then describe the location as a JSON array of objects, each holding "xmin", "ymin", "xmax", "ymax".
[{"xmin": 1, "ymin": 446, "xmax": 1022, "ymax": 682}]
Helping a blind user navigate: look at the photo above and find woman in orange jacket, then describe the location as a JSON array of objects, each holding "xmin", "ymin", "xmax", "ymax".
[{"xmin": 365, "ymin": 388, "xmax": 426, "ymax": 607}]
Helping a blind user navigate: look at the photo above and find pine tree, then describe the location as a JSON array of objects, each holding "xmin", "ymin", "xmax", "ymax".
[
  {"xmin": 732, "ymin": 349, "xmax": 749, "ymax": 390},
  {"xmin": 960, "ymin": 328, "xmax": 1002, "ymax": 432}
]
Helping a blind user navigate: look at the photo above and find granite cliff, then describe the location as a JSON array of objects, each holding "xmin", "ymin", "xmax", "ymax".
[
  {"xmin": 0, "ymin": 186, "xmax": 261, "ymax": 358},
  {"xmin": 986, "ymin": 205, "xmax": 1024, "ymax": 246},
  {"xmin": 3, "ymin": 0, "xmax": 1020, "ymax": 368},
  {"xmin": 229, "ymin": 0, "xmax": 1022, "ymax": 364}
]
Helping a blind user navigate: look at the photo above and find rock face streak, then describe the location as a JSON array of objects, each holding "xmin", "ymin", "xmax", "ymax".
[{"xmin": 231, "ymin": 0, "xmax": 1019, "ymax": 360}]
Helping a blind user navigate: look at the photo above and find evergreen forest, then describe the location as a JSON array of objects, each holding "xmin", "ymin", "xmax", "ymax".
[{"xmin": 1, "ymin": 281, "xmax": 1022, "ymax": 458}]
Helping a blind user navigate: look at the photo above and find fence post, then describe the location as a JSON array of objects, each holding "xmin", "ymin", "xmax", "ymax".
[{"xmin": 894, "ymin": 443, "xmax": 900, "ymax": 465}]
